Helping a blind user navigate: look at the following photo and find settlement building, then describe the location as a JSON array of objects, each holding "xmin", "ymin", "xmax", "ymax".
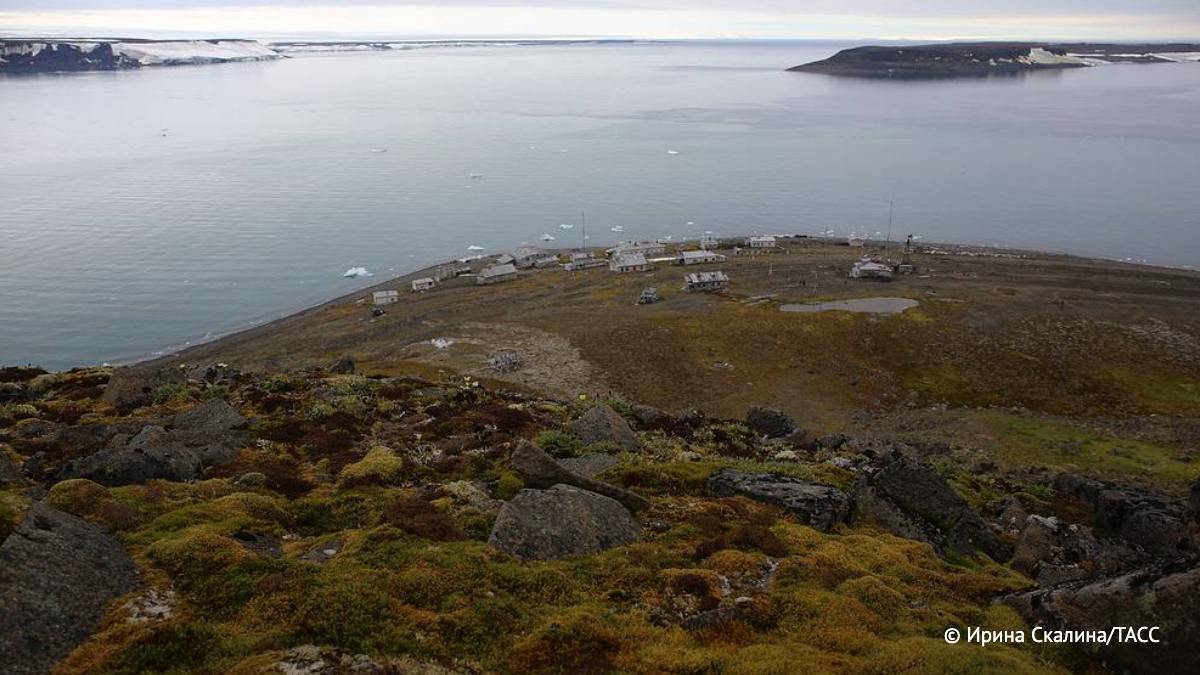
[
  {"xmin": 849, "ymin": 257, "xmax": 894, "ymax": 281},
  {"xmin": 477, "ymin": 262, "xmax": 518, "ymax": 285},
  {"xmin": 610, "ymin": 252, "xmax": 651, "ymax": 273},
  {"xmin": 511, "ymin": 246, "xmax": 548, "ymax": 269},
  {"xmin": 411, "ymin": 277, "xmax": 436, "ymax": 292},
  {"xmin": 372, "ymin": 290, "xmax": 400, "ymax": 306},
  {"xmin": 745, "ymin": 235, "xmax": 777, "ymax": 248},
  {"xmin": 531, "ymin": 254, "xmax": 561, "ymax": 269},
  {"xmin": 685, "ymin": 271, "xmax": 729, "ymax": 292},
  {"xmin": 638, "ymin": 287, "xmax": 661, "ymax": 304},
  {"xmin": 675, "ymin": 250, "xmax": 727, "ymax": 266},
  {"xmin": 848, "ymin": 234, "xmax": 866, "ymax": 248},
  {"xmin": 609, "ymin": 241, "xmax": 667, "ymax": 257},
  {"xmin": 436, "ymin": 264, "xmax": 471, "ymax": 281},
  {"xmin": 699, "ymin": 235, "xmax": 720, "ymax": 250}
]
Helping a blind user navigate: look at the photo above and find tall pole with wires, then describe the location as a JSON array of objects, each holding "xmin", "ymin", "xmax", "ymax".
[{"xmin": 885, "ymin": 200, "xmax": 894, "ymax": 252}]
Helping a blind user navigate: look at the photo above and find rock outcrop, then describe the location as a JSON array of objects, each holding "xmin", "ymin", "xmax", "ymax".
[
  {"xmin": 510, "ymin": 442, "xmax": 648, "ymax": 512},
  {"xmin": 706, "ymin": 469, "xmax": 850, "ymax": 532},
  {"xmin": 567, "ymin": 404, "xmax": 639, "ymax": 452},
  {"xmin": 0, "ymin": 503, "xmax": 141, "ymax": 675},
  {"xmin": 851, "ymin": 453, "xmax": 1011, "ymax": 560},
  {"xmin": 1054, "ymin": 473, "xmax": 1192, "ymax": 557},
  {"xmin": 1005, "ymin": 556, "xmax": 1200, "ymax": 675},
  {"xmin": 488, "ymin": 485, "xmax": 642, "ymax": 560},
  {"xmin": 1010, "ymin": 515, "xmax": 1137, "ymax": 586}
]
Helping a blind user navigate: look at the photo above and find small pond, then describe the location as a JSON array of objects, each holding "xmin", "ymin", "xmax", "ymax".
[{"xmin": 779, "ymin": 297, "xmax": 919, "ymax": 314}]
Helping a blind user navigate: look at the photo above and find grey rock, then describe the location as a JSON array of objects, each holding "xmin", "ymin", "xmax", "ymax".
[
  {"xmin": 173, "ymin": 398, "xmax": 246, "ymax": 433},
  {"xmin": 300, "ymin": 538, "xmax": 344, "ymax": 565},
  {"xmin": 232, "ymin": 530, "xmax": 282, "ymax": 559},
  {"xmin": 1190, "ymin": 479, "xmax": 1200, "ymax": 521},
  {"xmin": 0, "ymin": 503, "xmax": 141, "ymax": 675},
  {"xmin": 488, "ymin": 485, "xmax": 641, "ymax": 560},
  {"xmin": 510, "ymin": 442, "xmax": 648, "ymax": 512},
  {"xmin": 681, "ymin": 605, "xmax": 746, "ymax": 631},
  {"xmin": 101, "ymin": 364, "xmax": 186, "ymax": 411},
  {"xmin": 1005, "ymin": 556, "xmax": 1200, "ymax": 675},
  {"xmin": 994, "ymin": 495, "xmax": 1029, "ymax": 535},
  {"xmin": 706, "ymin": 469, "xmax": 851, "ymax": 532},
  {"xmin": 1011, "ymin": 515, "xmax": 1137, "ymax": 586},
  {"xmin": 852, "ymin": 453, "xmax": 1011, "ymax": 561},
  {"xmin": 630, "ymin": 404, "xmax": 670, "ymax": 428},
  {"xmin": 744, "ymin": 406, "xmax": 796, "ymax": 439},
  {"xmin": 558, "ymin": 452, "xmax": 620, "ymax": 478},
  {"xmin": 328, "ymin": 355, "xmax": 356, "ymax": 374},
  {"xmin": 567, "ymin": 404, "xmax": 639, "ymax": 453},
  {"xmin": 0, "ymin": 382, "xmax": 29, "ymax": 403}
]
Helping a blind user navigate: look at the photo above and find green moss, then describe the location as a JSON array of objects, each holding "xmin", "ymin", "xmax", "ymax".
[
  {"xmin": 339, "ymin": 446, "xmax": 405, "ymax": 486},
  {"xmin": 534, "ymin": 430, "xmax": 585, "ymax": 457}
]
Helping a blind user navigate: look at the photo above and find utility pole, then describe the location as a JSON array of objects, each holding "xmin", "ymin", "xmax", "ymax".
[
  {"xmin": 885, "ymin": 200, "xmax": 894, "ymax": 252},
  {"xmin": 581, "ymin": 211, "xmax": 586, "ymax": 250}
]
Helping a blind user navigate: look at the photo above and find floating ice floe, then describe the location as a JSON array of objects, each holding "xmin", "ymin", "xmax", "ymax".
[
  {"xmin": 370, "ymin": 148, "xmax": 388, "ymax": 153},
  {"xmin": 611, "ymin": 225, "xmax": 625, "ymax": 233},
  {"xmin": 343, "ymin": 267, "xmax": 372, "ymax": 278},
  {"xmin": 540, "ymin": 234, "xmax": 555, "ymax": 242},
  {"xmin": 667, "ymin": 150, "xmax": 680, "ymax": 155},
  {"xmin": 431, "ymin": 338, "xmax": 454, "ymax": 349},
  {"xmin": 559, "ymin": 223, "xmax": 574, "ymax": 230},
  {"xmin": 467, "ymin": 245, "xmax": 485, "ymax": 251},
  {"xmin": 469, "ymin": 172, "xmax": 483, "ymax": 179}
]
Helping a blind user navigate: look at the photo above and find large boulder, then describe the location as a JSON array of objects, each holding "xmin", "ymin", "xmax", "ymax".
[
  {"xmin": 706, "ymin": 469, "xmax": 850, "ymax": 532},
  {"xmin": 101, "ymin": 364, "xmax": 186, "ymax": 411},
  {"xmin": 567, "ymin": 404, "xmax": 639, "ymax": 453},
  {"xmin": 852, "ymin": 453, "xmax": 1011, "ymax": 561},
  {"xmin": 62, "ymin": 425, "xmax": 202, "ymax": 485},
  {"xmin": 173, "ymin": 398, "xmax": 247, "ymax": 433},
  {"xmin": 0, "ymin": 502, "xmax": 141, "ymax": 675},
  {"xmin": 1190, "ymin": 479, "xmax": 1200, "ymax": 522},
  {"xmin": 1005, "ymin": 556, "xmax": 1200, "ymax": 675},
  {"xmin": 744, "ymin": 406, "xmax": 796, "ymax": 439},
  {"xmin": 1010, "ymin": 515, "xmax": 1137, "ymax": 586},
  {"xmin": 328, "ymin": 355, "xmax": 356, "ymax": 374},
  {"xmin": 510, "ymin": 442, "xmax": 648, "ymax": 512},
  {"xmin": 488, "ymin": 485, "xmax": 641, "ymax": 560}
]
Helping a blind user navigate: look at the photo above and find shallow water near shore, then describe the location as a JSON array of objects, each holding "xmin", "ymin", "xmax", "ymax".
[
  {"xmin": 779, "ymin": 297, "xmax": 919, "ymax": 314},
  {"xmin": 2, "ymin": 40, "xmax": 1199, "ymax": 369}
]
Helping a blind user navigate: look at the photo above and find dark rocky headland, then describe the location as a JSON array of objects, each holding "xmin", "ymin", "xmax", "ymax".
[{"xmin": 789, "ymin": 42, "xmax": 1200, "ymax": 78}]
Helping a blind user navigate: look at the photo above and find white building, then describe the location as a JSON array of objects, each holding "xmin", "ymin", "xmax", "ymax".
[
  {"xmin": 699, "ymin": 235, "xmax": 720, "ymax": 250},
  {"xmin": 848, "ymin": 234, "xmax": 866, "ymax": 248},
  {"xmin": 685, "ymin": 271, "xmax": 729, "ymax": 292},
  {"xmin": 477, "ymin": 262, "xmax": 518, "ymax": 285},
  {"xmin": 610, "ymin": 252, "xmax": 651, "ymax": 273},
  {"xmin": 675, "ymin": 250, "xmax": 727, "ymax": 266},
  {"xmin": 411, "ymin": 277, "xmax": 436, "ymax": 292},
  {"xmin": 372, "ymin": 290, "xmax": 400, "ymax": 305},
  {"xmin": 745, "ymin": 235, "xmax": 777, "ymax": 248}
]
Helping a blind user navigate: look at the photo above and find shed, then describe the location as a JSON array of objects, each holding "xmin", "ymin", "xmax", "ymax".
[
  {"xmin": 849, "ymin": 257, "xmax": 893, "ymax": 281},
  {"xmin": 638, "ymin": 287, "xmax": 660, "ymax": 304},
  {"xmin": 512, "ymin": 246, "xmax": 548, "ymax": 269},
  {"xmin": 411, "ymin": 277, "xmax": 436, "ymax": 292},
  {"xmin": 532, "ymin": 255, "xmax": 561, "ymax": 269},
  {"xmin": 848, "ymin": 234, "xmax": 866, "ymax": 248},
  {"xmin": 700, "ymin": 235, "xmax": 720, "ymax": 250},
  {"xmin": 610, "ymin": 252, "xmax": 651, "ymax": 273},
  {"xmin": 477, "ymin": 262, "xmax": 518, "ymax": 285},
  {"xmin": 609, "ymin": 241, "xmax": 666, "ymax": 257},
  {"xmin": 372, "ymin": 290, "xmax": 400, "ymax": 306},
  {"xmin": 745, "ymin": 235, "xmax": 777, "ymax": 248},
  {"xmin": 685, "ymin": 271, "xmax": 729, "ymax": 292}
]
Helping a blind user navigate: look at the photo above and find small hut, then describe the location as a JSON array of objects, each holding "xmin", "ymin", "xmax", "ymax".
[
  {"xmin": 477, "ymin": 263, "xmax": 518, "ymax": 285},
  {"xmin": 411, "ymin": 278, "xmax": 436, "ymax": 292},
  {"xmin": 685, "ymin": 271, "xmax": 729, "ymax": 292},
  {"xmin": 610, "ymin": 252, "xmax": 651, "ymax": 273},
  {"xmin": 372, "ymin": 290, "xmax": 400, "ymax": 306},
  {"xmin": 849, "ymin": 257, "xmax": 893, "ymax": 281}
]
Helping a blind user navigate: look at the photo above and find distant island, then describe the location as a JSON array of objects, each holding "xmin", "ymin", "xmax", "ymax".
[
  {"xmin": 789, "ymin": 42, "xmax": 1200, "ymax": 78},
  {"xmin": 0, "ymin": 37, "xmax": 640, "ymax": 73}
]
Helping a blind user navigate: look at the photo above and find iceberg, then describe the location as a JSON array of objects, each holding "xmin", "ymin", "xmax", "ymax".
[
  {"xmin": 342, "ymin": 267, "xmax": 372, "ymax": 278},
  {"xmin": 467, "ymin": 245, "xmax": 485, "ymax": 251}
]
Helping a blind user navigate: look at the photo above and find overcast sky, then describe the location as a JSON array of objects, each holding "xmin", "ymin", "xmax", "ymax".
[{"xmin": 2, "ymin": 0, "xmax": 1198, "ymax": 41}]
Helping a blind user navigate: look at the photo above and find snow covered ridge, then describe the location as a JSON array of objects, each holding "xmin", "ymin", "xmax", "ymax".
[{"xmin": 0, "ymin": 39, "xmax": 282, "ymax": 72}]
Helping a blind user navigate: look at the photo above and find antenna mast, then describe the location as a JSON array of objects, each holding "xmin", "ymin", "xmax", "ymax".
[
  {"xmin": 886, "ymin": 200, "xmax": 894, "ymax": 251},
  {"xmin": 581, "ymin": 211, "xmax": 586, "ymax": 250}
]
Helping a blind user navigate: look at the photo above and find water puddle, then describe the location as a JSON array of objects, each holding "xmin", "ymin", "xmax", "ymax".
[{"xmin": 779, "ymin": 297, "xmax": 918, "ymax": 314}]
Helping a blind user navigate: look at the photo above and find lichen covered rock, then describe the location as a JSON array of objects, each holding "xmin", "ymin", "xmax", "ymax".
[{"xmin": 488, "ymin": 485, "xmax": 641, "ymax": 560}]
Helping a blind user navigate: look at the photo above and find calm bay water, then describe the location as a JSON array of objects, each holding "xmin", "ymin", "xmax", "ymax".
[{"xmin": 2, "ymin": 40, "xmax": 1199, "ymax": 369}]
